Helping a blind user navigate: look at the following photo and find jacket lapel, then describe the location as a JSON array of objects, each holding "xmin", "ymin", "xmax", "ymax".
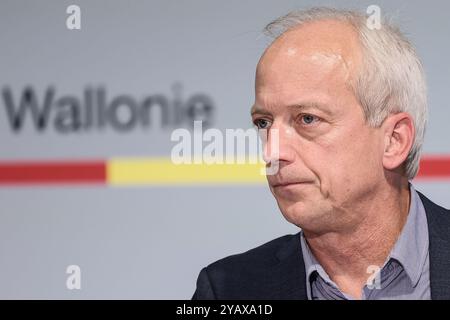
[
  {"xmin": 273, "ymin": 232, "xmax": 308, "ymax": 299},
  {"xmin": 418, "ymin": 191, "xmax": 450, "ymax": 299}
]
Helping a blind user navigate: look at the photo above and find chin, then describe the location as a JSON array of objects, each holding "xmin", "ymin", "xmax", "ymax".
[{"xmin": 278, "ymin": 200, "xmax": 331, "ymax": 232}]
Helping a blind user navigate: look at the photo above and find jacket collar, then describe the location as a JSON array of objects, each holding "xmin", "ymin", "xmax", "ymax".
[
  {"xmin": 417, "ymin": 191, "xmax": 450, "ymax": 300},
  {"xmin": 274, "ymin": 232, "xmax": 307, "ymax": 299}
]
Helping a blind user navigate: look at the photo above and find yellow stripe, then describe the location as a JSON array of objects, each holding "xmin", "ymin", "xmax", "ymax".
[{"xmin": 107, "ymin": 157, "xmax": 267, "ymax": 186}]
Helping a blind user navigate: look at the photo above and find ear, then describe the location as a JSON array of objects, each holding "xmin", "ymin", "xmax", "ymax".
[{"xmin": 382, "ymin": 112, "xmax": 415, "ymax": 174}]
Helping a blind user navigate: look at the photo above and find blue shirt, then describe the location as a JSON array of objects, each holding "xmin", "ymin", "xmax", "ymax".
[{"xmin": 300, "ymin": 183, "xmax": 431, "ymax": 300}]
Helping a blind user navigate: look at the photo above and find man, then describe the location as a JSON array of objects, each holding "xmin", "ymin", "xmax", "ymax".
[{"xmin": 192, "ymin": 7, "xmax": 450, "ymax": 300}]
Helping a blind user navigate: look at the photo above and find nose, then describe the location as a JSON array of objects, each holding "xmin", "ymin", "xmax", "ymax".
[{"xmin": 262, "ymin": 120, "xmax": 297, "ymax": 166}]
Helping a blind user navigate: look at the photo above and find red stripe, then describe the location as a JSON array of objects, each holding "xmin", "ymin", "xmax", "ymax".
[
  {"xmin": 0, "ymin": 160, "xmax": 106, "ymax": 185},
  {"xmin": 416, "ymin": 156, "xmax": 450, "ymax": 179}
]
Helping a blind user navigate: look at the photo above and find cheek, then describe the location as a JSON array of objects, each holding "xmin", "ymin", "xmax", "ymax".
[
  {"xmin": 305, "ymin": 131, "xmax": 383, "ymax": 195},
  {"xmin": 348, "ymin": 132, "xmax": 383, "ymax": 173},
  {"xmin": 330, "ymin": 134, "xmax": 384, "ymax": 194}
]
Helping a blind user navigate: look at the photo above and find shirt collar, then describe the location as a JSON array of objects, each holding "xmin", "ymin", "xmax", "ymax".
[{"xmin": 300, "ymin": 232, "xmax": 326, "ymax": 299}]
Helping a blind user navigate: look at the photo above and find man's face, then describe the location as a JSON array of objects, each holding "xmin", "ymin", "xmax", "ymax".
[{"xmin": 252, "ymin": 21, "xmax": 386, "ymax": 234}]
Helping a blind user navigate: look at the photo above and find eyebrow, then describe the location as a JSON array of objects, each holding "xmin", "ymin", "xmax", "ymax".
[
  {"xmin": 250, "ymin": 102, "xmax": 333, "ymax": 116},
  {"xmin": 250, "ymin": 105, "xmax": 271, "ymax": 116}
]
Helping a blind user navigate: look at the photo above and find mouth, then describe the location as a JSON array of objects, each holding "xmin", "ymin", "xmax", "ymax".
[{"xmin": 271, "ymin": 181, "xmax": 312, "ymax": 189}]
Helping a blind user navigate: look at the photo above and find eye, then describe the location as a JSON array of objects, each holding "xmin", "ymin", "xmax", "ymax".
[
  {"xmin": 253, "ymin": 118, "xmax": 271, "ymax": 130},
  {"xmin": 299, "ymin": 114, "xmax": 320, "ymax": 125}
]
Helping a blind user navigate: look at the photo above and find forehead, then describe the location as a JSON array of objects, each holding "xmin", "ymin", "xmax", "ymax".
[
  {"xmin": 255, "ymin": 20, "xmax": 362, "ymax": 111},
  {"xmin": 258, "ymin": 19, "xmax": 362, "ymax": 74}
]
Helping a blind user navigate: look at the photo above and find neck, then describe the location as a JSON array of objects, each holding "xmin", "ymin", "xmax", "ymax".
[{"xmin": 303, "ymin": 179, "xmax": 411, "ymax": 299}]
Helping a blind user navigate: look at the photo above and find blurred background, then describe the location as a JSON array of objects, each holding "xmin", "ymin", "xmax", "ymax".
[{"xmin": 0, "ymin": 0, "xmax": 449, "ymax": 299}]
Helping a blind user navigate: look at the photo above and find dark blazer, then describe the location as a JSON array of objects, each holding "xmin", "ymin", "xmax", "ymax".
[{"xmin": 192, "ymin": 191, "xmax": 450, "ymax": 300}]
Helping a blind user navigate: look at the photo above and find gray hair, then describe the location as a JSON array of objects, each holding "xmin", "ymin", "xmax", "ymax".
[{"xmin": 264, "ymin": 7, "xmax": 428, "ymax": 179}]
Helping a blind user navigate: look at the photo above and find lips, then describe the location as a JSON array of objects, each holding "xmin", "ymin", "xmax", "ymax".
[
  {"xmin": 272, "ymin": 182, "xmax": 297, "ymax": 188},
  {"xmin": 271, "ymin": 181, "xmax": 312, "ymax": 188}
]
